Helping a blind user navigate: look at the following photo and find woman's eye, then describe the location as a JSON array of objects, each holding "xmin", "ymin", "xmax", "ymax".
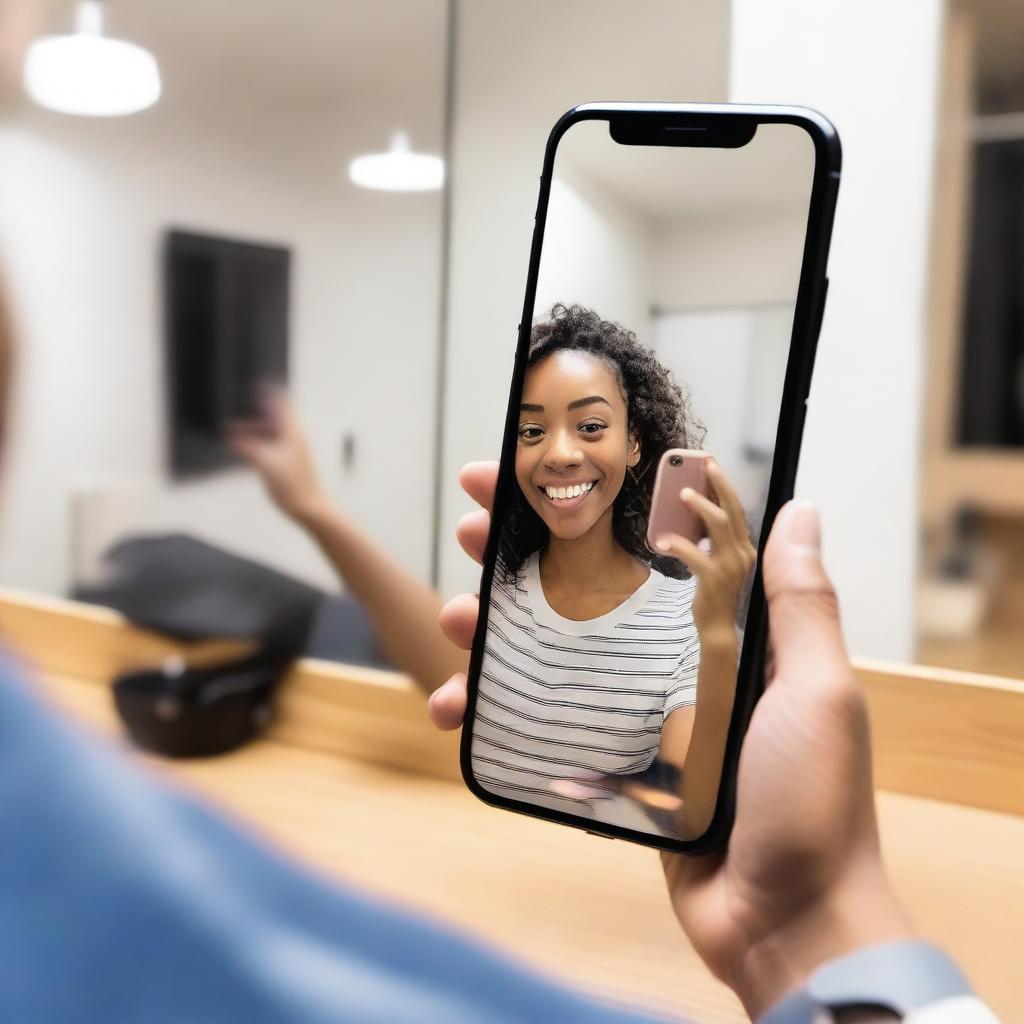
[
  {"xmin": 579, "ymin": 422, "xmax": 607, "ymax": 436},
  {"xmin": 518, "ymin": 425, "xmax": 543, "ymax": 441}
]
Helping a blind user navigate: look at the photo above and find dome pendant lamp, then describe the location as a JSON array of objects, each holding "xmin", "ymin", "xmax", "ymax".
[
  {"xmin": 349, "ymin": 132, "xmax": 444, "ymax": 192},
  {"xmin": 23, "ymin": 0, "xmax": 162, "ymax": 117}
]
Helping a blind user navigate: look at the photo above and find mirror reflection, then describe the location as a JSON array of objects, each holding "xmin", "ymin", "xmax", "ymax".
[
  {"xmin": 0, "ymin": 0, "xmax": 446, "ymax": 670},
  {"xmin": 471, "ymin": 120, "xmax": 815, "ymax": 840}
]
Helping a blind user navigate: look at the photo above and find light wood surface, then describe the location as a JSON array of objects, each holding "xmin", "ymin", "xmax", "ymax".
[
  {"xmin": 0, "ymin": 587, "xmax": 462, "ymax": 778},
  {"xmin": 2, "ymin": 590, "xmax": 1023, "ymax": 1020},
  {"xmin": 5, "ymin": 588, "xmax": 1024, "ymax": 814},
  {"xmin": 921, "ymin": 623, "xmax": 1024, "ymax": 681},
  {"xmin": 918, "ymin": 514, "xmax": 1024, "ymax": 680},
  {"xmin": 857, "ymin": 657, "xmax": 1024, "ymax": 817}
]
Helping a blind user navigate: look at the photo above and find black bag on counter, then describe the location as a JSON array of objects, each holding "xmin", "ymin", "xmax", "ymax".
[{"xmin": 76, "ymin": 534, "xmax": 322, "ymax": 758}]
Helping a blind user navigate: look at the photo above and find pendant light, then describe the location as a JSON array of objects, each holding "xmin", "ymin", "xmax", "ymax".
[
  {"xmin": 349, "ymin": 132, "xmax": 444, "ymax": 192},
  {"xmin": 23, "ymin": 0, "xmax": 161, "ymax": 117}
]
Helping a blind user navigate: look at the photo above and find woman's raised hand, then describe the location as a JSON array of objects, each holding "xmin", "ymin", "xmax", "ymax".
[
  {"xmin": 228, "ymin": 389, "xmax": 330, "ymax": 525},
  {"xmin": 434, "ymin": 462, "xmax": 913, "ymax": 1019},
  {"xmin": 655, "ymin": 459, "xmax": 756, "ymax": 643}
]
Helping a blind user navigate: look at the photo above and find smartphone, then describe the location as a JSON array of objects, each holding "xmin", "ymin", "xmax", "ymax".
[
  {"xmin": 647, "ymin": 449, "xmax": 711, "ymax": 551},
  {"xmin": 462, "ymin": 103, "xmax": 840, "ymax": 854}
]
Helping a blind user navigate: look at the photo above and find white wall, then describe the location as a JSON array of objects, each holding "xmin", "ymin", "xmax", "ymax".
[
  {"xmin": 655, "ymin": 309, "xmax": 760, "ymax": 508},
  {"xmin": 0, "ymin": 105, "xmax": 442, "ymax": 596},
  {"xmin": 535, "ymin": 170, "xmax": 653, "ymax": 342},
  {"xmin": 730, "ymin": 0, "xmax": 945, "ymax": 660},
  {"xmin": 654, "ymin": 306, "xmax": 793, "ymax": 520},
  {"xmin": 652, "ymin": 210, "xmax": 807, "ymax": 311},
  {"xmin": 439, "ymin": 0, "xmax": 730, "ymax": 596}
]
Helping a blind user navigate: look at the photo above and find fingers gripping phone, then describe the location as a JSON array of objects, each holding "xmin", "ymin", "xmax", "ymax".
[
  {"xmin": 462, "ymin": 103, "xmax": 840, "ymax": 854},
  {"xmin": 647, "ymin": 450, "xmax": 711, "ymax": 551}
]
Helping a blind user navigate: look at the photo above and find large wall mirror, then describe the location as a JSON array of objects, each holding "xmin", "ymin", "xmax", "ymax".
[{"xmin": 0, "ymin": 0, "xmax": 447, "ymax": 664}]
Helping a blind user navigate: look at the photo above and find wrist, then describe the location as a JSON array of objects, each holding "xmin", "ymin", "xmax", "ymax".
[
  {"xmin": 730, "ymin": 865, "xmax": 915, "ymax": 1020},
  {"xmin": 289, "ymin": 492, "xmax": 338, "ymax": 531},
  {"xmin": 694, "ymin": 621, "xmax": 739, "ymax": 653}
]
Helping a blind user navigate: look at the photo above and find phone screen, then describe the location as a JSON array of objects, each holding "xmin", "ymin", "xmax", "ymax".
[{"xmin": 465, "ymin": 108, "xmax": 832, "ymax": 848}]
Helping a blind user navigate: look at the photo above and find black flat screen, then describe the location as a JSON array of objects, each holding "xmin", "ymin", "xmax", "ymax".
[{"xmin": 164, "ymin": 230, "xmax": 290, "ymax": 477}]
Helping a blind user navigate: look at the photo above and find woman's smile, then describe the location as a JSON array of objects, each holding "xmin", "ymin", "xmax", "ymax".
[{"xmin": 538, "ymin": 478, "xmax": 598, "ymax": 510}]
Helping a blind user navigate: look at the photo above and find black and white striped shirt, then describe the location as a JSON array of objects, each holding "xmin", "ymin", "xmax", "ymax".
[{"xmin": 471, "ymin": 552, "xmax": 700, "ymax": 823}]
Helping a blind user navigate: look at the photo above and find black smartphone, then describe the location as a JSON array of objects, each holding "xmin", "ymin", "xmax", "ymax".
[{"xmin": 461, "ymin": 103, "xmax": 840, "ymax": 854}]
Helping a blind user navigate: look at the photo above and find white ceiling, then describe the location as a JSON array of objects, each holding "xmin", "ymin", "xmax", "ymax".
[
  {"xmin": 3, "ymin": 0, "xmax": 785, "ymax": 216},
  {"xmin": 9, "ymin": 0, "xmax": 448, "ymax": 146},
  {"xmin": 558, "ymin": 116, "xmax": 817, "ymax": 220}
]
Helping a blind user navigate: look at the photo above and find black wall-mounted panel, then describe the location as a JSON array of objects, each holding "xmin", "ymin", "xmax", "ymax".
[{"xmin": 164, "ymin": 230, "xmax": 290, "ymax": 478}]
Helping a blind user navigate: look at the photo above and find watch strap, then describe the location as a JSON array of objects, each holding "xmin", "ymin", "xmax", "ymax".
[
  {"xmin": 908, "ymin": 995, "xmax": 999, "ymax": 1023},
  {"xmin": 758, "ymin": 940, "xmax": 976, "ymax": 1024}
]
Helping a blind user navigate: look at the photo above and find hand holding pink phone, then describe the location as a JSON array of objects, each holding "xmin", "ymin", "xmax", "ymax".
[{"xmin": 647, "ymin": 449, "xmax": 712, "ymax": 552}]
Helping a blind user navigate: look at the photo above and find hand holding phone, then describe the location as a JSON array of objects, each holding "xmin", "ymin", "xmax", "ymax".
[{"xmin": 437, "ymin": 472, "xmax": 913, "ymax": 1024}]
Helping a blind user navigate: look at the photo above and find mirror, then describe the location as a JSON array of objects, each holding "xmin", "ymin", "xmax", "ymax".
[
  {"xmin": 0, "ymin": 0, "xmax": 447, "ymax": 666},
  {"xmin": 469, "ymin": 116, "xmax": 816, "ymax": 840}
]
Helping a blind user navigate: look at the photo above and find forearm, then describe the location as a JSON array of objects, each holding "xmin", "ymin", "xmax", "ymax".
[
  {"xmin": 679, "ymin": 627, "xmax": 740, "ymax": 835},
  {"xmin": 298, "ymin": 501, "xmax": 467, "ymax": 695}
]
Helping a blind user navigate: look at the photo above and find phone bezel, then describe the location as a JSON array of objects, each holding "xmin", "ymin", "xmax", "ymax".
[{"xmin": 460, "ymin": 103, "xmax": 842, "ymax": 854}]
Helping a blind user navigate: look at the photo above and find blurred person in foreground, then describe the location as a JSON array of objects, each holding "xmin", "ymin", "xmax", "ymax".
[{"xmin": 0, "ymin": 295, "xmax": 995, "ymax": 1021}]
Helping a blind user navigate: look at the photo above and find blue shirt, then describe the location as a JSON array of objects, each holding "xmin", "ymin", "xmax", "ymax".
[{"xmin": 0, "ymin": 656, "xmax": 680, "ymax": 1023}]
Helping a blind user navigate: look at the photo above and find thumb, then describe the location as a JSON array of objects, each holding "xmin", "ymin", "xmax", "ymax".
[{"xmin": 762, "ymin": 501, "xmax": 849, "ymax": 687}]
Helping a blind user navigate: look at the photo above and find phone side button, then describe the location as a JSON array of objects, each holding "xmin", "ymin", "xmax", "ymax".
[
  {"xmin": 803, "ymin": 277, "xmax": 829, "ymax": 388},
  {"xmin": 585, "ymin": 830, "xmax": 614, "ymax": 840},
  {"xmin": 813, "ymin": 276, "xmax": 829, "ymax": 341}
]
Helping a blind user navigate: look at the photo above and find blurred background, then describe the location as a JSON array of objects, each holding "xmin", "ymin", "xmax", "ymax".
[{"xmin": 0, "ymin": 0, "xmax": 1022, "ymax": 678}]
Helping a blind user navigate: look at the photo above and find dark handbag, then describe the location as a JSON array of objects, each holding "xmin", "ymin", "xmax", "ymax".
[{"xmin": 76, "ymin": 534, "xmax": 322, "ymax": 758}]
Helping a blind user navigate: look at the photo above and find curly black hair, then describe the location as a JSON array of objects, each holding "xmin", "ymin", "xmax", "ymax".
[{"xmin": 497, "ymin": 303, "xmax": 705, "ymax": 582}]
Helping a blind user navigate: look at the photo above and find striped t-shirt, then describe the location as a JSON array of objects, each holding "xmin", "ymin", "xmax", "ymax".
[{"xmin": 471, "ymin": 551, "xmax": 700, "ymax": 828}]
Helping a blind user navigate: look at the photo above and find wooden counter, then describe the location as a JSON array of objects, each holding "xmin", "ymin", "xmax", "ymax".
[{"xmin": 2, "ymin": 589, "xmax": 1023, "ymax": 1023}]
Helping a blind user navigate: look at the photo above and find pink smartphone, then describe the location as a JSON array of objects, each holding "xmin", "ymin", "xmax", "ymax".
[{"xmin": 646, "ymin": 449, "xmax": 711, "ymax": 550}]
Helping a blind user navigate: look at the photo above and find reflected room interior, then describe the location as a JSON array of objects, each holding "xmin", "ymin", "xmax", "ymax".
[{"xmin": 0, "ymin": 0, "xmax": 447, "ymax": 671}]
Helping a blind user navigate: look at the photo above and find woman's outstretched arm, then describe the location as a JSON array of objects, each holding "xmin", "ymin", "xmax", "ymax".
[{"xmin": 229, "ymin": 393, "xmax": 467, "ymax": 695}]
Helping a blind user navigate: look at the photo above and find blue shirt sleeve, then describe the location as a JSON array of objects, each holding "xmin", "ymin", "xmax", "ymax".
[{"xmin": 0, "ymin": 654, "xmax": 682, "ymax": 1024}]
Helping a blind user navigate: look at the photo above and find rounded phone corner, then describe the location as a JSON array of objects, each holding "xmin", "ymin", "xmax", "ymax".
[
  {"xmin": 782, "ymin": 104, "xmax": 843, "ymax": 175},
  {"xmin": 459, "ymin": 758, "xmax": 505, "ymax": 811},
  {"xmin": 543, "ymin": 104, "xmax": 593, "ymax": 161}
]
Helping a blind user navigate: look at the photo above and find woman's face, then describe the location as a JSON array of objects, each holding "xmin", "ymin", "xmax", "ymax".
[{"xmin": 516, "ymin": 350, "xmax": 638, "ymax": 542}]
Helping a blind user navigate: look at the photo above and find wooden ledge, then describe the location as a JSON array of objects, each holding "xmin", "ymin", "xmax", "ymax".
[
  {"xmin": 0, "ymin": 587, "xmax": 460, "ymax": 780},
  {"xmin": 1, "ymin": 589, "xmax": 1022, "ymax": 815},
  {"xmin": 855, "ymin": 657, "xmax": 1024, "ymax": 818}
]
